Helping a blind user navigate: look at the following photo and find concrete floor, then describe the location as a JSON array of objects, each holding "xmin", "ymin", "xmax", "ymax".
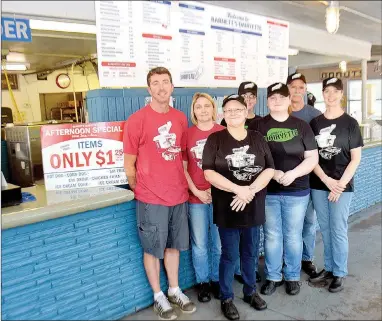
[{"xmin": 123, "ymin": 203, "xmax": 382, "ymax": 320}]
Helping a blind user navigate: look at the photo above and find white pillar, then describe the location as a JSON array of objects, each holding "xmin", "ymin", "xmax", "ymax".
[{"xmin": 361, "ymin": 59, "xmax": 368, "ymax": 123}]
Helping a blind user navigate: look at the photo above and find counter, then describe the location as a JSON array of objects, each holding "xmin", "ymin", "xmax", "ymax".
[{"xmin": 1, "ymin": 183, "xmax": 196, "ymax": 320}]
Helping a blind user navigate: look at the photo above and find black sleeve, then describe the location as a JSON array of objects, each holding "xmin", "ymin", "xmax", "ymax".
[
  {"xmin": 349, "ymin": 119, "xmax": 364, "ymax": 149},
  {"xmin": 301, "ymin": 121, "xmax": 317, "ymax": 151},
  {"xmin": 255, "ymin": 132, "xmax": 275, "ymax": 169},
  {"xmin": 248, "ymin": 119, "xmax": 260, "ymax": 131},
  {"xmin": 220, "ymin": 118, "xmax": 227, "ymax": 127},
  {"xmin": 309, "ymin": 118, "xmax": 318, "ymax": 135},
  {"xmin": 202, "ymin": 132, "xmax": 219, "ymax": 171}
]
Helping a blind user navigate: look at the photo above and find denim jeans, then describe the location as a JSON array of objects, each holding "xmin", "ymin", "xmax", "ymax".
[
  {"xmin": 302, "ymin": 196, "xmax": 317, "ymax": 261},
  {"xmin": 264, "ymin": 194, "xmax": 310, "ymax": 281},
  {"xmin": 188, "ymin": 203, "xmax": 221, "ymax": 283},
  {"xmin": 218, "ymin": 226, "xmax": 260, "ymax": 300},
  {"xmin": 234, "ymin": 230, "xmax": 260, "ymax": 275},
  {"xmin": 311, "ymin": 190, "xmax": 353, "ymax": 277}
]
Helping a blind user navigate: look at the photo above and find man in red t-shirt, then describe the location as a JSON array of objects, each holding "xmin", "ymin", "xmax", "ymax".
[{"xmin": 123, "ymin": 67, "xmax": 196, "ymax": 320}]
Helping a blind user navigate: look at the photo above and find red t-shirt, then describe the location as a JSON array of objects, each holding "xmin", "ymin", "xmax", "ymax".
[
  {"xmin": 123, "ymin": 105, "xmax": 189, "ymax": 206},
  {"xmin": 185, "ymin": 124, "xmax": 225, "ymax": 204}
]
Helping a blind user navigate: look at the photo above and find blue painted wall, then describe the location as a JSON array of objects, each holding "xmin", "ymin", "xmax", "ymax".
[
  {"xmin": 86, "ymin": 87, "xmax": 270, "ymax": 125},
  {"xmin": 1, "ymin": 202, "xmax": 195, "ymax": 321}
]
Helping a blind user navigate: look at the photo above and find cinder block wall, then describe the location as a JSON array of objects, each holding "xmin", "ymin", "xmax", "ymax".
[{"xmin": 1, "ymin": 201, "xmax": 195, "ymax": 320}]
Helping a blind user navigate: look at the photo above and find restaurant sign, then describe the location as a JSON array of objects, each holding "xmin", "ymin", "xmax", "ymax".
[{"xmin": 41, "ymin": 122, "xmax": 127, "ymax": 191}]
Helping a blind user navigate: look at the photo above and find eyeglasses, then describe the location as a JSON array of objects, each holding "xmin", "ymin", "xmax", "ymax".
[
  {"xmin": 241, "ymin": 94, "xmax": 256, "ymax": 100},
  {"xmin": 223, "ymin": 108, "xmax": 246, "ymax": 115}
]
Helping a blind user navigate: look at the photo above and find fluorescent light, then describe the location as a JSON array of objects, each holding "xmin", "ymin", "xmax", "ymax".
[
  {"xmin": 1, "ymin": 63, "xmax": 28, "ymax": 71},
  {"xmin": 288, "ymin": 48, "xmax": 299, "ymax": 56},
  {"xmin": 30, "ymin": 19, "xmax": 96, "ymax": 34}
]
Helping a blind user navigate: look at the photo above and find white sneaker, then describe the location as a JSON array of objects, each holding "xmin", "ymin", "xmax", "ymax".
[
  {"xmin": 168, "ymin": 288, "xmax": 197, "ymax": 314},
  {"xmin": 153, "ymin": 294, "xmax": 178, "ymax": 320}
]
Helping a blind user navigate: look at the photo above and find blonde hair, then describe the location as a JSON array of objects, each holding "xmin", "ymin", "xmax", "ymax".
[
  {"xmin": 190, "ymin": 93, "xmax": 217, "ymax": 125},
  {"xmin": 288, "ymin": 105, "xmax": 293, "ymax": 114}
]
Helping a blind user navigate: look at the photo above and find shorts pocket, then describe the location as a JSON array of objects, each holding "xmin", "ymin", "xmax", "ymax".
[{"xmin": 138, "ymin": 223, "xmax": 158, "ymax": 249}]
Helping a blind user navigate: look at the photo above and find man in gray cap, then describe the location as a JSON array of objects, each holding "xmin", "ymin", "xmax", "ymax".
[{"xmin": 287, "ymin": 72, "xmax": 321, "ymax": 278}]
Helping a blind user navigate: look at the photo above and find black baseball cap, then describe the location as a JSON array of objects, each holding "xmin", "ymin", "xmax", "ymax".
[
  {"xmin": 322, "ymin": 77, "xmax": 343, "ymax": 91},
  {"xmin": 238, "ymin": 81, "xmax": 258, "ymax": 97},
  {"xmin": 267, "ymin": 82, "xmax": 290, "ymax": 98},
  {"xmin": 287, "ymin": 72, "xmax": 307, "ymax": 85},
  {"xmin": 222, "ymin": 94, "xmax": 246, "ymax": 108}
]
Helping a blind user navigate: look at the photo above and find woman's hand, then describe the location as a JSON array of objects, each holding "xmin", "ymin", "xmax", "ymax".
[
  {"xmin": 195, "ymin": 189, "xmax": 212, "ymax": 204},
  {"xmin": 230, "ymin": 196, "xmax": 248, "ymax": 212},
  {"xmin": 328, "ymin": 191, "xmax": 341, "ymax": 202},
  {"xmin": 233, "ymin": 185, "xmax": 255, "ymax": 204},
  {"xmin": 273, "ymin": 170, "xmax": 285, "ymax": 184},
  {"xmin": 323, "ymin": 176, "xmax": 346, "ymax": 194},
  {"xmin": 279, "ymin": 170, "xmax": 297, "ymax": 186}
]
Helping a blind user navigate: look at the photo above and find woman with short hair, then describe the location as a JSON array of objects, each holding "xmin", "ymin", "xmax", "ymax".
[
  {"xmin": 249, "ymin": 82, "xmax": 318, "ymax": 297},
  {"xmin": 203, "ymin": 94, "xmax": 275, "ymax": 320}
]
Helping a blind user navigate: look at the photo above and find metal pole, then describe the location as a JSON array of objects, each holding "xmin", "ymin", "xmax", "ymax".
[{"xmin": 361, "ymin": 59, "xmax": 367, "ymax": 123}]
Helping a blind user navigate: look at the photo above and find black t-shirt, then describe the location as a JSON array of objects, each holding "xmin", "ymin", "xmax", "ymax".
[
  {"xmin": 249, "ymin": 115, "xmax": 317, "ymax": 193},
  {"xmin": 220, "ymin": 115, "xmax": 262, "ymax": 128},
  {"xmin": 309, "ymin": 113, "xmax": 364, "ymax": 192},
  {"xmin": 202, "ymin": 129, "xmax": 274, "ymax": 228}
]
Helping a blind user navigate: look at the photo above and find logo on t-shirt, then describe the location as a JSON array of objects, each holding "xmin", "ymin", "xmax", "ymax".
[
  {"xmin": 265, "ymin": 128, "xmax": 298, "ymax": 142},
  {"xmin": 315, "ymin": 124, "xmax": 342, "ymax": 160},
  {"xmin": 153, "ymin": 121, "xmax": 181, "ymax": 161},
  {"xmin": 190, "ymin": 138, "xmax": 207, "ymax": 169},
  {"xmin": 225, "ymin": 145, "xmax": 263, "ymax": 181}
]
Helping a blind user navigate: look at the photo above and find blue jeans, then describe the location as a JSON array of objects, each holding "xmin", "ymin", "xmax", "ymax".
[
  {"xmin": 234, "ymin": 231, "xmax": 260, "ymax": 275},
  {"xmin": 311, "ymin": 190, "xmax": 353, "ymax": 277},
  {"xmin": 302, "ymin": 196, "xmax": 317, "ymax": 261},
  {"xmin": 188, "ymin": 203, "xmax": 221, "ymax": 283},
  {"xmin": 219, "ymin": 226, "xmax": 260, "ymax": 300},
  {"xmin": 264, "ymin": 194, "xmax": 310, "ymax": 281}
]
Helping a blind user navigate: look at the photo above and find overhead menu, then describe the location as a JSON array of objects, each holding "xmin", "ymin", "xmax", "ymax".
[
  {"xmin": 95, "ymin": 0, "xmax": 289, "ymax": 88},
  {"xmin": 173, "ymin": 2, "xmax": 209, "ymax": 86},
  {"xmin": 264, "ymin": 19, "xmax": 289, "ymax": 87}
]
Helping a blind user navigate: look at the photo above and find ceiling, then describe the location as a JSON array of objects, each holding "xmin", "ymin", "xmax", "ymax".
[
  {"xmin": 202, "ymin": 1, "xmax": 382, "ymax": 45},
  {"xmin": 1, "ymin": 31, "xmax": 97, "ymax": 73},
  {"xmin": 1, "ymin": 1, "xmax": 381, "ymax": 73}
]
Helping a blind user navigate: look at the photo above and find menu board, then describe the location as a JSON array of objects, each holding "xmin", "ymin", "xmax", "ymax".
[
  {"xmin": 95, "ymin": 1, "xmax": 289, "ymax": 88},
  {"xmin": 41, "ymin": 122, "xmax": 127, "ymax": 191}
]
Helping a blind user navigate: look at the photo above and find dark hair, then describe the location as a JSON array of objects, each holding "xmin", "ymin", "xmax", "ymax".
[{"xmin": 147, "ymin": 67, "xmax": 173, "ymax": 86}]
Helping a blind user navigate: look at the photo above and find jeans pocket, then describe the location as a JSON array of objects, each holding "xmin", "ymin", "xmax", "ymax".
[{"xmin": 138, "ymin": 223, "xmax": 158, "ymax": 249}]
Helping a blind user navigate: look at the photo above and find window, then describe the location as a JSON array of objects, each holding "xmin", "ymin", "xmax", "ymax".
[
  {"xmin": 307, "ymin": 82, "xmax": 325, "ymax": 113},
  {"xmin": 348, "ymin": 79, "xmax": 382, "ymax": 121}
]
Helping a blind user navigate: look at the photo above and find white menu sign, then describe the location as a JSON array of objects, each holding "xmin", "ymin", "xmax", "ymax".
[{"xmin": 95, "ymin": 0, "xmax": 289, "ymax": 88}]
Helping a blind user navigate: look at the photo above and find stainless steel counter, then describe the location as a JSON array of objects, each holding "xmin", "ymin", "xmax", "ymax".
[{"xmin": 1, "ymin": 181, "xmax": 134, "ymax": 230}]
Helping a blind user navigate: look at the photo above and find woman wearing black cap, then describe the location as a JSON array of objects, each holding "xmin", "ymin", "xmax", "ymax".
[
  {"xmin": 203, "ymin": 94, "xmax": 275, "ymax": 320},
  {"xmin": 308, "ymin": 77, "xmax": 363, "ymax": 293},
  {"xmin": 221, "ymin": 81, "xmax": 262, "ymax": 128},
  {"xmin": 249, "ymin": 82, "xmax": 318, "ymax": 296}
]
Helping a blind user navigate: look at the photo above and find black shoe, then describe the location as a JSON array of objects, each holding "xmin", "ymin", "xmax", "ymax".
[
  {"xmin": 256, "ymin": 273, "xmax": 262, "ymax": 283},
  {"xmin": 243, "ymin": 292, "xmax": 267, "ymax": 310},
  {"xmin": 210, "ymin": 281, "xmax": 220, "ymax": 299},
  {"xmin": 260, "ymin": 280, "xmax": 284, "ymax": 296},
  {"xmin": 285, "ymin": 281, "xmax": 300, "ymax": 295},
  {"xmin": 197, "ymin": 282, "xmax": 211, "ymax": 303},
  {"xmin": 309, "ymin": 269, "xmax": 334, "ymax": 283},
  {"xmin": 221, "ymin": 299, "xmax": 240, "ymax": 320},
  {"xmin": 234, "ymin": 274, "xmax": 244, "ymax": 284},
  {"xmin": 328, "ymin": 277, "xmax": 344, "ymax": 293},
  {"xmin": 301, "ymin": 261, "xmax": 317, "ymax": 277}
]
